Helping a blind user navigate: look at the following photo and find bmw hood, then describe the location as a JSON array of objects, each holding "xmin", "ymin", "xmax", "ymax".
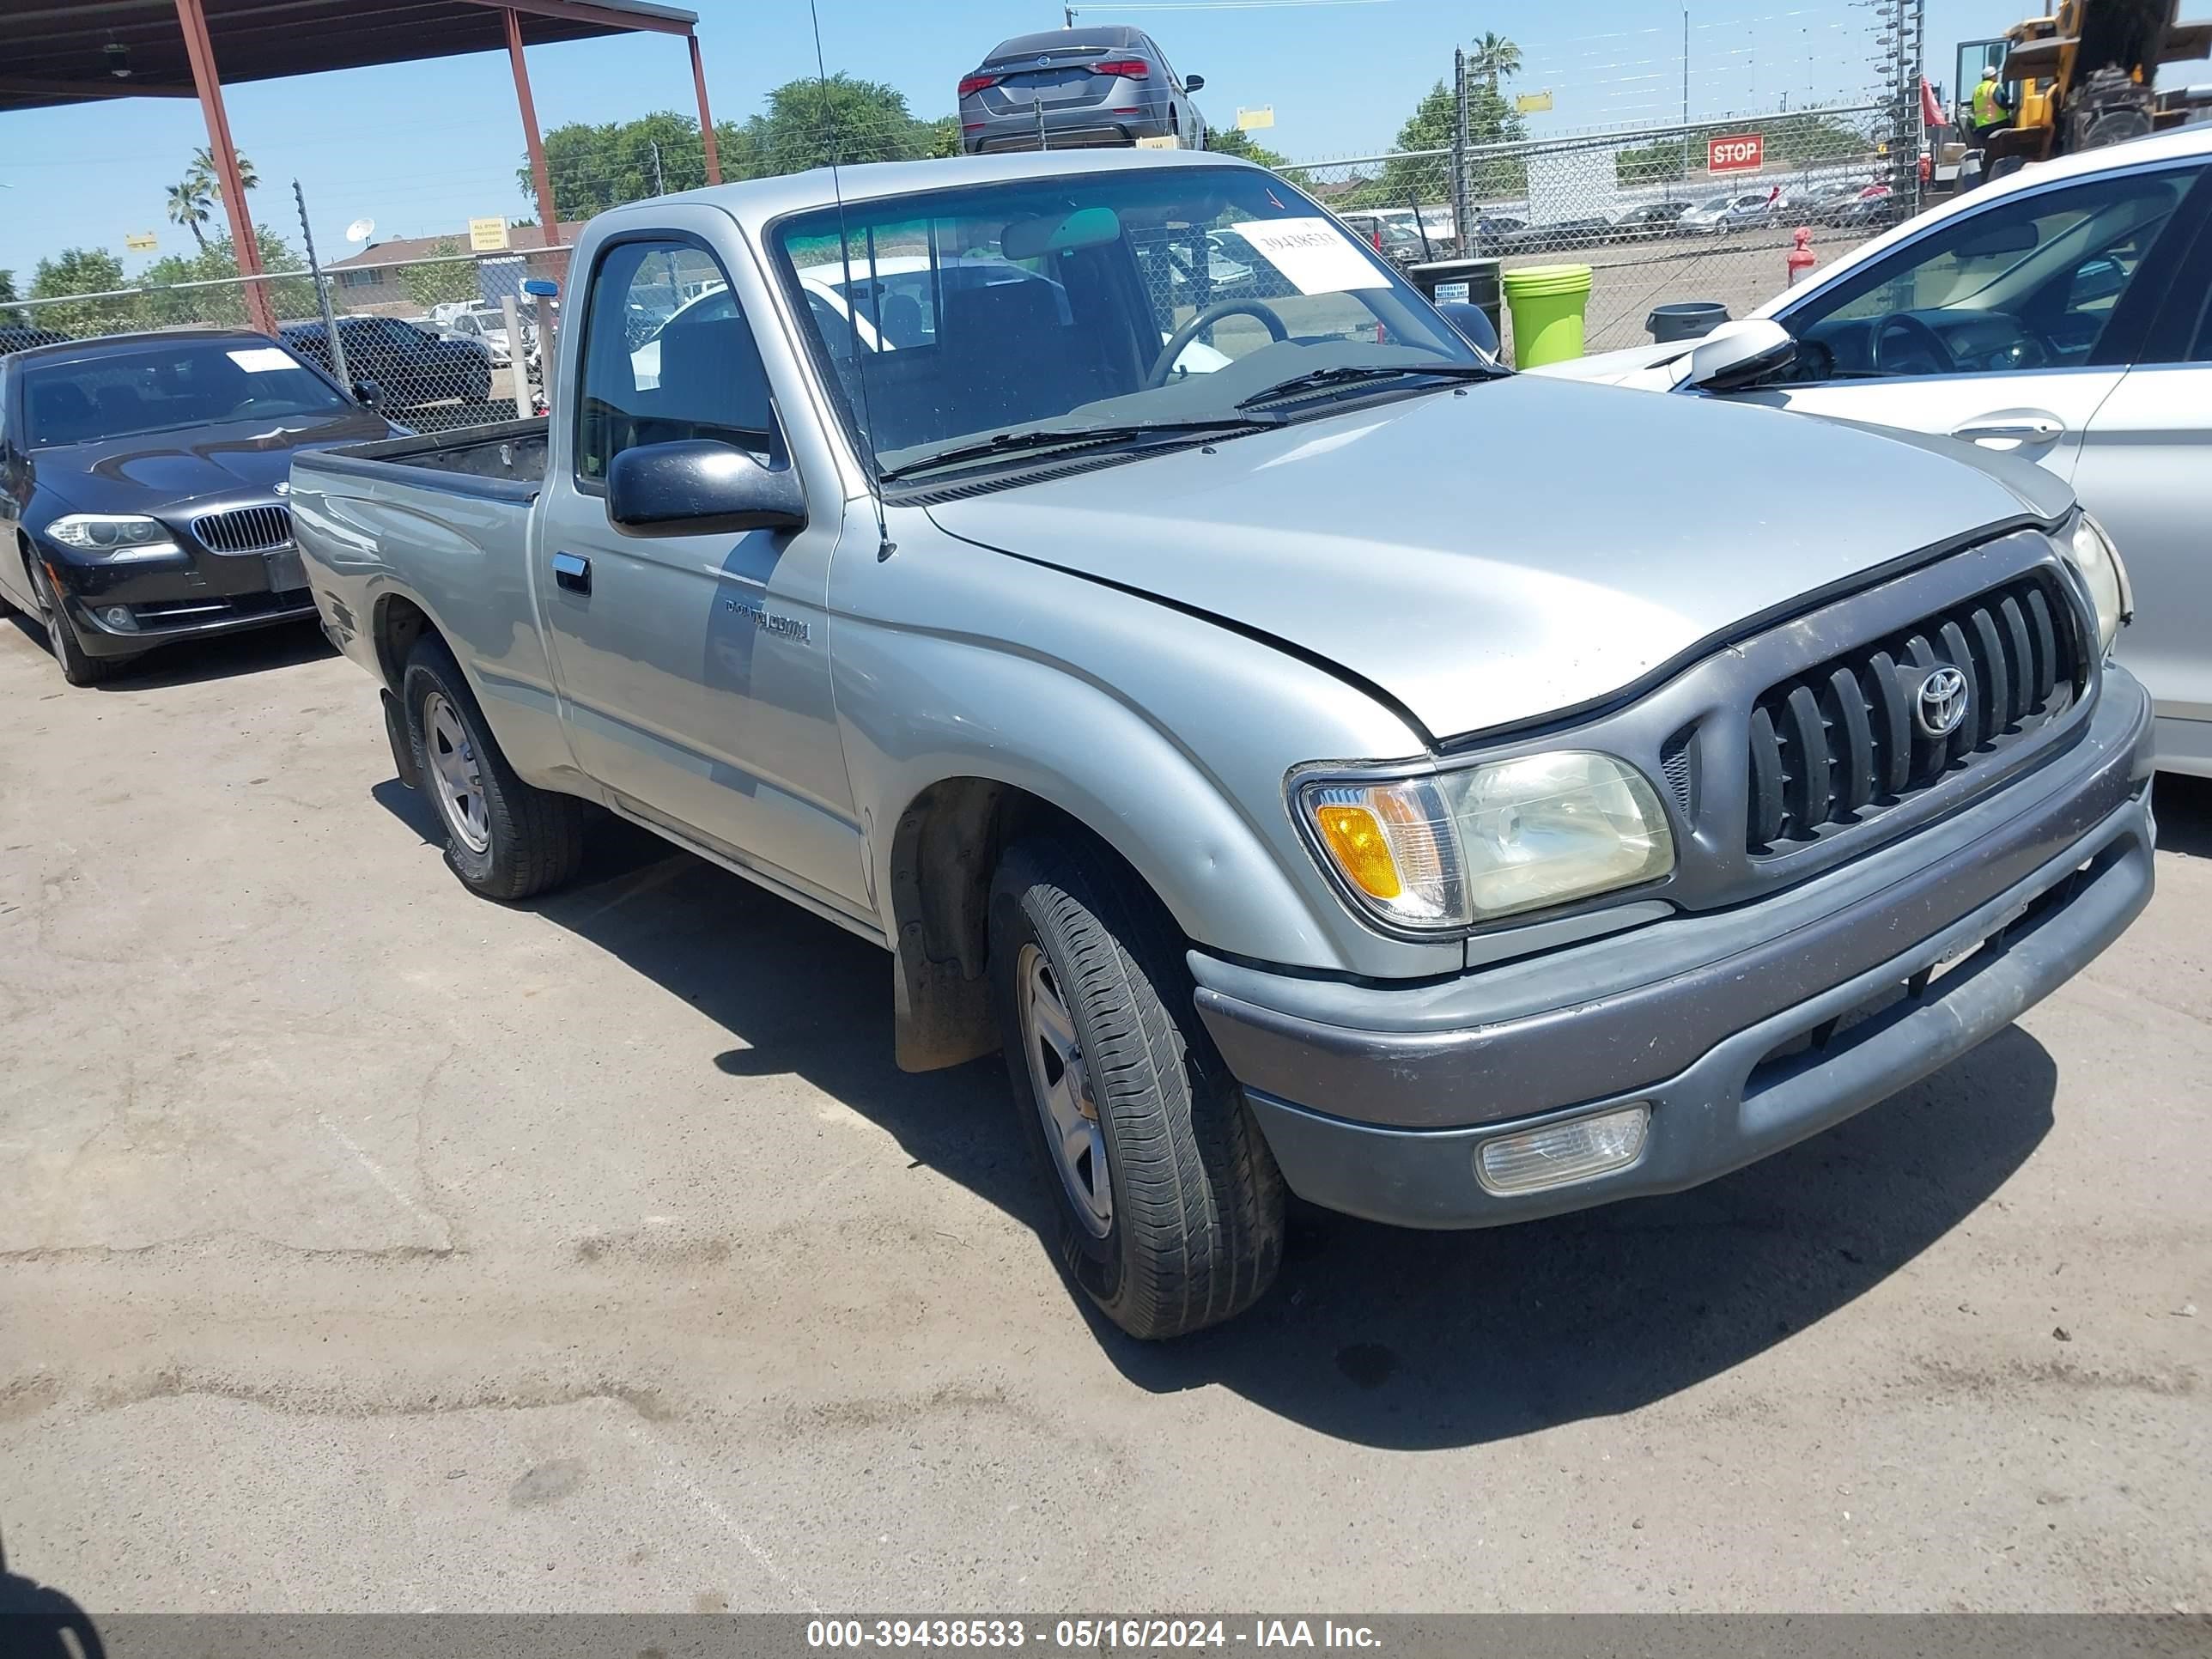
[
  {"xmin": 924, "ymin": 373, "xmax": 2072, "ymax": 742},
  {"xmin": 33, "ymin": 408, "xmax": 391, "ymax": 516}
]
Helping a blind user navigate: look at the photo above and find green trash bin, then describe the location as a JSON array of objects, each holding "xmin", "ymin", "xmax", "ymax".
[{"xmin": 1501, "ymin": 264, "xmax": 1594, "ymax": 368}]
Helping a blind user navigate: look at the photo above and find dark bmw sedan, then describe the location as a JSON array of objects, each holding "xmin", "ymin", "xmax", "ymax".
[{"xmin": 0, "ymin": 329, "xmax": 397, "ymax": 685}]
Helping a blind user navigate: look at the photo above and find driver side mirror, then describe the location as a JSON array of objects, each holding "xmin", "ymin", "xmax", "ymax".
[
  {"xmin": 607, "ymin": 440, "xmax": 806, "ymax": 536},
  {"xmin": 352, "ymin": 379, "xmax": 384, "ymax": 408},
  {"xmin": 1679, "ymin": 318, "xmax": 1796, "ymax": 392},
  {"xmin": 1185, "ymin": 73, "xmax": 1205, "ymax": 91}
]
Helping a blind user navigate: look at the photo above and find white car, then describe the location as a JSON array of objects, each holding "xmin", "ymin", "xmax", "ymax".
[
  {"xmin": 1678, "ymin": 189, "xmax": 1782, "ymax": 233},
  {"xmin": 1533, "ymin": 125, "xmax": 2212, "ymax": 775},
  {"xmin": 441, "ymin": 304, "xmax": 535, "ymax": 369}
]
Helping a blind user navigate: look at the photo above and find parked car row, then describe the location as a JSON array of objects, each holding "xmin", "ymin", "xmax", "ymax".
[{"xmin": 3, "ymin": 146, "xmax": 2183, "ymax": 1351}]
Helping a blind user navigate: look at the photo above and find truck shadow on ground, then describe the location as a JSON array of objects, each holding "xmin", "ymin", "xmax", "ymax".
[
  {"xmin": 0, "ymin": 1530, "xmax": 105, "ymax": 1659},
  {"xmin": 486, "ymin": 808, "xmax": 2071, "ymax": 1450}
]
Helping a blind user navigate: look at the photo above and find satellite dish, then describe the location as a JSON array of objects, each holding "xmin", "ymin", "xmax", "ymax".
[{"xmin": 344, "ymin": 216, "xmax": 375, "ymax": 244}]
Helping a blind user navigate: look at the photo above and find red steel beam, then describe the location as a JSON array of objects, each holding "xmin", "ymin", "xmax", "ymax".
[
  {"xmin": 505, "ymin": 5, "xmax": 562, "ymax": 248},
  {"xmin": 173, "ymin": 0, "xmax": 278, "ymax": 335},
  {"xmin": 689, "ymin": 32, "xmax": 720, "ymax": 185}
]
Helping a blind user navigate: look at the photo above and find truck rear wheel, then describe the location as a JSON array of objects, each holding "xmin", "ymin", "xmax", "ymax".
[
  {"xmin": 989, "ymin": 837, "xmax": 1285, "ymax": 1340},
  {"xmin": 401, "ymin": 635, "xmax": 584, "ymax": 901}
]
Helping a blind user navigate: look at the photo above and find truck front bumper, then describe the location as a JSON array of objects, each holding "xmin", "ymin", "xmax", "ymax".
[{"xmin": 1193, "ymin": 668, "xmax": 2157, "ymax": 1229}]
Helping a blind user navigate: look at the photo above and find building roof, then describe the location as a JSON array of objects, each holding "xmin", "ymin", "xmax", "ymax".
[
  {"xmin": 0, "ymin": 0, "xmax": 699, "ymax": 114},
  {"xmin": 325, "ymin": 222, "xmax": 592, "ymax": 270}
]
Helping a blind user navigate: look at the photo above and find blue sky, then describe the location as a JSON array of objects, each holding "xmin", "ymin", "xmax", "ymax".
[{"xmin": 3, "ymin": 0, "xmax": 2036, "ymax": 283}]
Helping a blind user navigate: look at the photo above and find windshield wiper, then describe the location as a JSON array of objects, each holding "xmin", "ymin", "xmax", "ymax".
[
  {"xmin": 876, "ymin": 417, "xmax": 1277, "ymax": 483},
  {"xmin": 1235, "ymin": 362, "xmax": 1504, "ymax": 409}
]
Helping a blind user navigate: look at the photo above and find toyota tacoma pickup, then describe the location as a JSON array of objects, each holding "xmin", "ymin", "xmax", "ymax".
[{"xmin": 290, "ymin": 150, "xmax": 2155, "ymax": 1340}]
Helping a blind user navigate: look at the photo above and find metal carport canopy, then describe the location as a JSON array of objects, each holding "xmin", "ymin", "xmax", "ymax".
[
  {"xmin": 0, "ymin": 0, "xmax": 698, "ymax": 112},
  {"xmin": 0, "ymin": 0, "xmax": 710, "ymax": 336}
]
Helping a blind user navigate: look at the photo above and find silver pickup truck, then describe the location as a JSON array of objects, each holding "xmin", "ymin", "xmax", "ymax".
[{"xmin": 292, "ymin": 149, "xmax": 2155, "ymax": 1340}]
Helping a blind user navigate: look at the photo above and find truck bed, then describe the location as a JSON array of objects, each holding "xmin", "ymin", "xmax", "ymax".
[{"xmin": 298, "ymin": 417, "xmax": 550, "ymax": 501}]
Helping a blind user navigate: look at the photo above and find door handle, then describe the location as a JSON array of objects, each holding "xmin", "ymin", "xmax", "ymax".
[
  {"xmin": 551, "ymin": 550, "xmax": 591, "ymax": 594},
  {"xmin": 1951, "ymin": 413, "xmax": 2065, "ymax": 443}
]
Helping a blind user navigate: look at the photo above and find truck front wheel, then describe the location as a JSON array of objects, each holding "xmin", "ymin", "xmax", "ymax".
[
  {"xmin": 402, "ymin": 636, "xmax": 584, "ymax": 900},
  {"xmin": 989, "ymin": 837, "xmax": 1285, "ymax": 1339}
]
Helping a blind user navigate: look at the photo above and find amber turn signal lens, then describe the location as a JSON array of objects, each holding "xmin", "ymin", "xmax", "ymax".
[{"xmin": 1314, "ymin": 804, "xmax": 1402, "ymax": 900}]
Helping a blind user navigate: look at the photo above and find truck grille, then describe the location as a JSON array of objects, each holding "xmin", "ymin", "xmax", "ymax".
[
  {"xmin": 1745, "ymin": 571, "xmax": 2082, "ymax": 853},
  {"xmin": 191, "ymin": 504, "xmax": 293, "ymax": 554}
]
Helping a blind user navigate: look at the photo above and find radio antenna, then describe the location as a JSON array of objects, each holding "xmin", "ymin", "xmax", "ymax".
[{"xmin": 809, "ymin": 0, "xmax": 895, "ymax": 560}]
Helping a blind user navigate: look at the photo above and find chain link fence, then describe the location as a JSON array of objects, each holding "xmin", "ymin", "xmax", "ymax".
[
  {"xmin": 9, "ymin": 232, "xmax": 567, "ymax": 434},
  {"xmin": 1283, "ymin": 102, "xmax": 1909, "ymax": 357}
]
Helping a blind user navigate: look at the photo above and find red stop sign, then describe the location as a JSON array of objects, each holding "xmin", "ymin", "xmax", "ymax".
[{"xmin": 1707, "ymin": 133, "xmax": 1765, "ymax": 173}]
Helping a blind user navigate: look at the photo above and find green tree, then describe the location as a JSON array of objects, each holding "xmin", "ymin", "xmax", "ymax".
[
  {"xmin": 1202, "ymin": 127, "xmax": 1290, "ymax": 169},
  {"xmin": 0, "ymin": 268, "xmax": 24, "ymax": 328},
  {"xmin": 527, "ymin": 111, "xmax": 717, "ymax": 220},
  {"xmin": 187, "ymin": 144, "xmax": 259, "ymax": 200},
  {"xmin": 167, "ymin": 176, "xmax": 215, "ymax": 251},
  {"xmin": 743, "ymin": 74, "xmax": 929, "ymax": 173},
  {"xmin": 138, "ymin": 228, "xmax": 314, "ymax": 325},
  {"xmin": 28, "ymin": 247, "xmax": 139, "ymax": 334},
  {"xmin": 1351, "ymin": 79, "xmax": 1526, "ymax": 211},
  {"xmin": 1470, "ymin": 31, "xmax": 1522, "ymax": 96},
  {"xmin": 399, "ymin": 239, "xmax": 481, "ymax": 311}
]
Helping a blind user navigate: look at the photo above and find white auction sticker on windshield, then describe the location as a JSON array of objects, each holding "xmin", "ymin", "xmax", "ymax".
[
  {"xmin": 227, "ymin": 347, "xmax": 296, "ymax": 373},
  {"xmin": 1228, "ymin": 216, "xmax": 1389, "ymax": 295}
]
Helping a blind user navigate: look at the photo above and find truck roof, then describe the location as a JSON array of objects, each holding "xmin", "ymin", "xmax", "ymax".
[{"xmin": 596, "ymin": 147, "xmax": 1255, "ymax": 240}]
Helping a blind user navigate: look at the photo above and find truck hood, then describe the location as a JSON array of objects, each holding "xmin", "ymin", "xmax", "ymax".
[{"xmin": 924, "ymin": 374, "xmax": 2068, "ymax": 742}]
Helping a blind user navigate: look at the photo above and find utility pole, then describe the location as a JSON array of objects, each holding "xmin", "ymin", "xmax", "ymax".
[{"xmin": 650, "ymin": 139, "xmax": 665, "ymax": 195}]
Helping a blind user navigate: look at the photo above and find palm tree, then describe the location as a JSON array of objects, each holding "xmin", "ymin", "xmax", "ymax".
[
  {"xmin": 1471, "ymin": 31, "xmax": 1522, "ymax": 96},
  {"xmin": 185, "ymin": 144, "xmax": 258, "ymax": 202},
  {"xmin": 166, "ymin": 177, "xmax": 214, "ymax": 250}
]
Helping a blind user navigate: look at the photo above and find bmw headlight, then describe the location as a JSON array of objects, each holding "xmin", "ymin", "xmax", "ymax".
[
  {"xmin": 2061, "ymin": 512, "xmax": 2128, "ymax": 658},
  {"xmin": 1297, "ymin": 750, "xmax": 1675, "ymax": 933},
  {"xmin": 44, "ymin": 514, "xmax": 179, "ymax": 560}
]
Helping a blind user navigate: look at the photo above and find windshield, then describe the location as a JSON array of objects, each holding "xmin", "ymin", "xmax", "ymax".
[
  {"xmin": 21, "ymin": 339, "xmax": 350, "ymax": 447},
  {"xmin": 772, "ymin": 164, "xmax": 1481, "ymax": 480}
]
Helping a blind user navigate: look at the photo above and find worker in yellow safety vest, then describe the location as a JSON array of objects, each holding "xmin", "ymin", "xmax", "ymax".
[{"xmin": 1971, "ymin": 64, "xmax": 2012, "ymax": 142}]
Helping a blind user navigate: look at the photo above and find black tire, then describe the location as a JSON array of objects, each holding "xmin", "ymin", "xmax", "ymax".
[
  {"xmin": 401, "ymin": 634, "xmax": 584, "ymax": 900},
  {"xmin": 28, "ymin": 558, "xmax": 117, "ymax": 688},
  {"xmin": 990, "ymin": 836, "xmax": 1285, "ymax": 1340}
]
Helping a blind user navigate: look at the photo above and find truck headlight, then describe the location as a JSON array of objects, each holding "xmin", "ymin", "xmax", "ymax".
[
  {"xmin": 44, "ymin": 514, "xmax": 179, "ymax": 560},
  {"xmin": 1298, "ymin": 750, "xmax": 1675, "ymax": 933},
  {"xmin": 2062, "ymin": 512, "xmax": 2128, "ymax": 658}
]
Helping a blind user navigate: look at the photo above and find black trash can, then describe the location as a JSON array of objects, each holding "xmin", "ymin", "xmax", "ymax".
[
  {"xmin": 1407, "ymin": 258, "xmax": 1504, "ymax": 349},
  {"xmin": 1647, "ymin": 301, "xmax": 1729, "ymax": 343}
]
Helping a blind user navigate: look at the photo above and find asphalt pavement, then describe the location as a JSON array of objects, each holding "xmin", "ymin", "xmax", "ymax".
[{"xmin": 1, "ymin": 616, "xmax": 2205, "ymax": 1613}]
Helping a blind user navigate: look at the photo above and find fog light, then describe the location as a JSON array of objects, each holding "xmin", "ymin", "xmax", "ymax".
[
  {"xmin": 100, "ymin": 605, "xmax": 138, "ymax": 632},
  {"xmin": 1476, "ymin": 1103, "xmax": 1650, "ymax": 1194}
]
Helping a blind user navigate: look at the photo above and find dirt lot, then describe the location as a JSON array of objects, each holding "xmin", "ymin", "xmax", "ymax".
[{"xmin": 1, "ymin": 614, "xmax": 2207, "ymax": 1614}]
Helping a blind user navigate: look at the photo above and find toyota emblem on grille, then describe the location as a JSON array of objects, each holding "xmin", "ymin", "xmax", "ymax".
[{"xmin": 1915, "ymin": 665, "xmax": 1970, "ymax": 738}]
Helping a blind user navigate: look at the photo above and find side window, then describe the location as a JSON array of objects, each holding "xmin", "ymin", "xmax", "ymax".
[
  {"xmin": 1783, "ymin": 165, "xmax": 2203, "ymax": 380},
  {"xmin": 574, "ymin": 240, "xmax": 775, "ymax": 487}
]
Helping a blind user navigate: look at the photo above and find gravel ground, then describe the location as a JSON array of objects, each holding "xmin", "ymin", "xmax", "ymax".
[{"xmin": 0, "ymin": 613, "xmax": 2205, "ymax": 1616}]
